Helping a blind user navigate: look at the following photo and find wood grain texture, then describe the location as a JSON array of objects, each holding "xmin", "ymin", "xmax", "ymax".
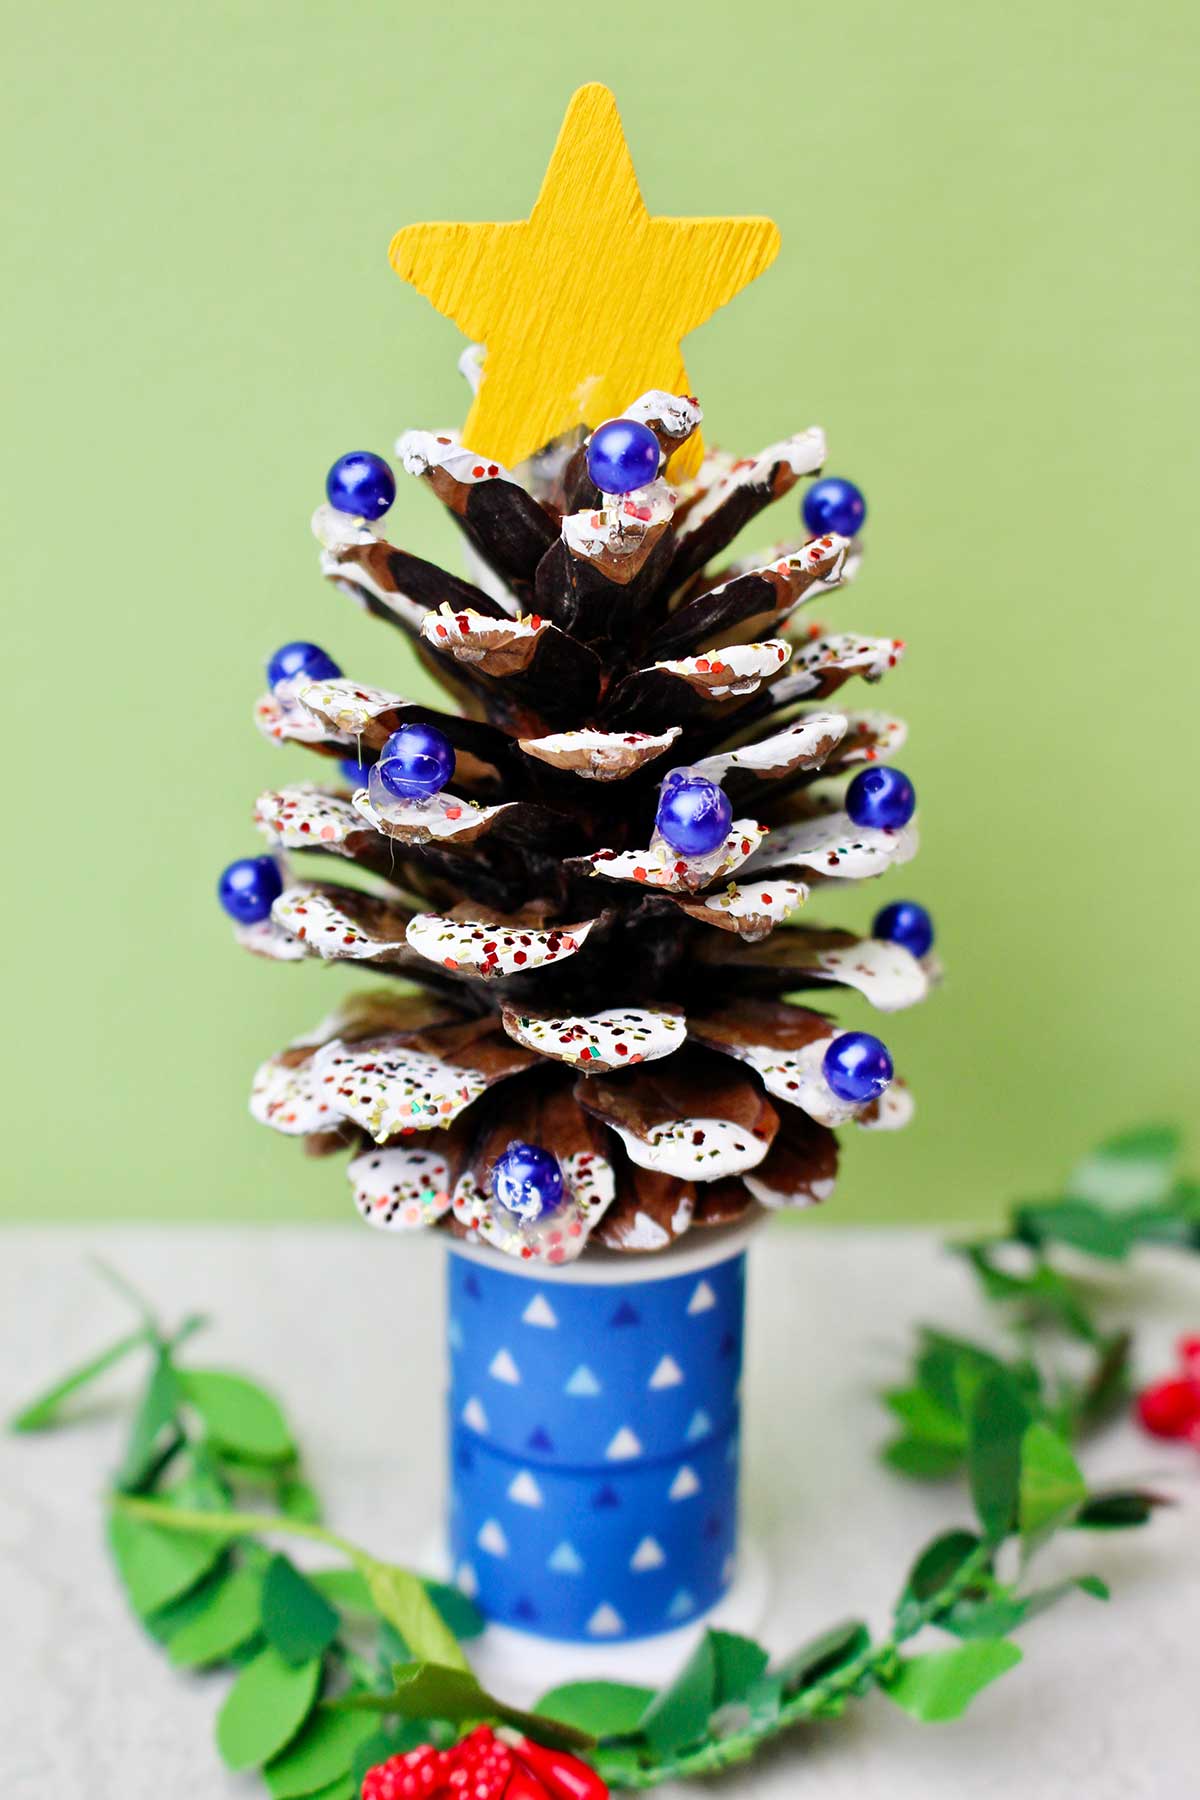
[{"xmin": 389, "ymin": 84, "xmax": 780, "ymax": 479}]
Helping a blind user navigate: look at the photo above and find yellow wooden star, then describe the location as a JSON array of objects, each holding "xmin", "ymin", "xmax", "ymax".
[{"xmin": 389, "ymin": 83, "xmax": 780, "ymax": 480}]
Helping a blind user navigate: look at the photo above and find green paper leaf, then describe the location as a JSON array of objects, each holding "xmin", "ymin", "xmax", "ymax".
[
  {"xmin": 1077, "ymin": 1574, "xmax": 1111, "ymax": 1600},
  {"xmin": 957, "ymin": 1247, "xmax": 1098, "ymax": 1342},
  {"xmin": 264, "ymin": 1707, "xmax": 380, "ymax": 1798},
  {"xmin": 1018, "ymin": 1423, "xmax": 1087, "ymax": 1539},
  {"xmin": 776, "ymin": 1619, "xmax": 871, "ymax": 1695},
  {"xmin": 917, "ymin": 1332, "xmax": 1016, "ymax": 1412},
  {"xmin": 1067, "ymin": 1124, "xmax": 1179, "ymax": 1209},
  {"xmin": 168, "ymin": 1564, "xmax": 264, "ymax": 1667},
  {"xmin": 1015, "ymin": 1200, "xmax": 1133, "ymax": 1260},
  {"xmin": 181, "ymin": 1369, "xmax": 294, "ymax": 1462},
  {"xmin": 278, "ymin": 1479, "xmax": 322, "ymax": 1525},
  {"xmin": 895, "ymin": 1530, "xmax": 983, "ymax": 1630},
  {"xmin": 356, "ymin": 1558, "xmax": 469, "ymax": 1672},
  {"xmin": 710, "ymin": 1631, "xmax": 770, "ymax": 1707},
  {"xmin": 1075, "ymin": 1332, "xmax": 1132, "ymax": 1430},
  {"xmin": 944, "ymin": 1575, "xmax": 1107, "ymax": 1639},
  {"xmin": 337, "ymin": 1662, "xmax": 594, "ymax": 1752},
  {"xmin": 117, "ymin": 1353, "xmax": 185, "ymax": 1491},
  {"xmin": 884, "ymin": 1385, "xmax": 968, "ymax": 1448},
  {"xmin": 9, "ymin": 1328, "xmax": 148, "ymax": 1432},
  {"xmin": 309, "ymin": 1568, "xmax": 375, "ymax": 1614},
  {"xmin": 592, "ymin": 1742, "xmax": 662, "ymax": 1788},
  {"xmin": 740, "ymin": 1670, "xmax": 785, "ymax": 1727},
  {"xmin": 967, "ymin": 1372, "xmax": 1031, "ymax": 1541},
  {"xmin": 216, "ymin": 1646, "xmax": 322, "ymax": 1771},
  {"xmin": 261, "ymin": 1554, "xmax": 341, "ymax": 1666},
  {"xmin": 144, "ymin": 1560, "xmax": 233, "ymax": 1644},
  {"xmin": 882, "ymin": 1639, "xmax": 1022, "ymax": 1722},
  {"xmin": 883, "ymin": 1437, "xmax": 964, "ymax": 1480},
  {"xmin": 1074, "ymin": 1488, "xmax": 1171, "ymax": 1529},
  {"xmin": 424, "ymin": 1578, "xmax": 485, "ymax": 1642},
  {"xmin": 637, "ymin": 1633, "xmax": 717, "ymax": 1755},
  {"xmin": 108, "ymin": 1505, "xmax": 226, "ymax": 1617},
  {"xmin": 534, "ymin": 1680, "xmax": 658, "ymax": 1739}
]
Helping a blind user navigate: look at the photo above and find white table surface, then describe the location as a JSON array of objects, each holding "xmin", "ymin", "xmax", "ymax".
[{"xmin": 2, "ymin": 1225, "xmax": 1198, "ymax": 1798}]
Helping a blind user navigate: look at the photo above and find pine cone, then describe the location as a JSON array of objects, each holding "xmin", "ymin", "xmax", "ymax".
[{"xmin": 234, "ymin": 388, "xmax": 935, "ymax": 1263}]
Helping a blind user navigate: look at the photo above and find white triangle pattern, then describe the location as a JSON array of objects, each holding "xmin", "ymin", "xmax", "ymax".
[
  {"xmin": 669, "ymin": 1464, "xmax": 702, "ymax": 1501},
  {"xmin": 455, "ymin": 1561, "xmax": 478, "ymax": 1598},
  {"xmin": 507, "ymin": 1469, "xmax": 544, "ymax": 1508},
  {"xmin": 461, "ymin": 1396, "xmax": 488, "ymax": 1432},
  {"xmin": 522, "ymin": 1293, "xmax": 559, "ymax": 1328},
  {"xmin": 447, "ymin": 1315, "xmax": 464, "ymax": 1351},
  {"xmin": 477, "ymin": 1519, "xmax": 509, "ymax": 1557},
  {"xmin": 587, "ymin": 1603, "xmax": 625, "ymax": 1637},
  {"xmin": 630, "ymin": 1536, "xmax": 666, "ymax": 1571},
  {"xmin": 667, "ymin": 1589, "xmax": 696, "ymax": 1620},
  {"xmin": 649, "ymin": 1354, "xmax": 684, "ymax": 1389},
  {"xmin": 686, "ymin": 1409, "xmax": 713, "ymax": 1441},
  {"xmin": 687, "ymin": 1279, "xmax": 718, "ymax": 1315},
  {"xmin": 548, "ymin": 1540, "xmax": 585, "ymax": 1575},
  {"xmin": 565, "ymin": 1364, "xmax": 602, "ymax": 1397},
  {"xmin": 488, "ymin": 1347, "xmax": 521, "ymax": 1385},
  {"xmin": 605, "ymin": 1426, "xmax": 643, "ymax": 1461}
]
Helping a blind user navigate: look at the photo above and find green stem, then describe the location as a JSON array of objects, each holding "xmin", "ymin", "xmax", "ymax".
[
  {"xmin": 113, "ymin": 1493, "xmax": 362, "ymax": 1557},
  {"xmin": 9, "ymin": 1329, "xmax": 149, "ymax": 1432},
  {"xmin": 112, "ymin": 1495, "xmax": 469, "ymax": 1672},
  {"xmin": 594, "ymin": 1542, "xmax": 996, "ymax": 1789}
]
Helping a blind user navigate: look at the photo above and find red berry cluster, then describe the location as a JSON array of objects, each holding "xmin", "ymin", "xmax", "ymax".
[
  {"xmin": 1136, "ymin": 1334, "xmax": 1200, "ymax": 1445},
  {"xmin": 362, "ymin": 1727, "xmax": 608, "ymax": 1800}
]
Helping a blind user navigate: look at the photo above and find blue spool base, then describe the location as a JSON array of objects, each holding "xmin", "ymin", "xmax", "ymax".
[{"xmin": 446, "ymin": 1228, "xmax": 753, "ymax": 1647}]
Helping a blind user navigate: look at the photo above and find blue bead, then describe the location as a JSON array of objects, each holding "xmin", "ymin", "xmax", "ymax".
[
  {"xmin": 266, "ymin": 641, "xmax": 342, "ymax": 691},
  {"xmin": 340, "ymin": 756, "xmax": 373, "ymax": 788},
  {"xmin": 325, "ymin": 450, "xmax": 396, "ymax": 520},
  {"xmin": 873, "ymin": 899, "xmax": 934, "ymax": 959},
  {"xmin": 586, "ymin": 418, "xmax": 661, "ymax": 494},
  {"xmin": 655, "ymin": 772, "xmax": 733, "ymax": 857},
  {"xmin": 846, "ymin": 765, "xmax": 916, "ymax": 831},
  {"xmin": 823, "ymin": 1032, "xmax": 894, "ymax": 1104},
  {"xmin": 802, "ymin": 475, "xmax": 867, "ymax": 539},
  {"xmin": 492, "ymin": 1142, "xmax": 565, "ymax": 1222},
  {"xmin": 377, "ymin": 722, "xmax": 456, "ymax": 799},
  {"xmin": 217, "ymin": 855, "xmax": 283, "ymax": 925}
]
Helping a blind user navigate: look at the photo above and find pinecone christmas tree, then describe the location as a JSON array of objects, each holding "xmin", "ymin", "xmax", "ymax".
[{"xmin": 223, "ymin": 379, "xmax": 936, "ymax": 1264}]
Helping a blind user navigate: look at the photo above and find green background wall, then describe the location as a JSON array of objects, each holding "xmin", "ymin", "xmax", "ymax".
[{"xmin": 7, "ymin": 1, "xmax": 1196, "ymax": 1224}]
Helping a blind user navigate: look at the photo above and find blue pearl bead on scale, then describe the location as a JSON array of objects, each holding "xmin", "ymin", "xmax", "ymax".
[
  {"xmin": 217, "ymin": 856, "xmax": 283, "ymax": 925},
  {"xmin": 586, "ymin": 418, "xmax": 661, "ymax": 495},
  {"xmin": 325, "ymin": 451, "xmax": 396, "ymax": 521},
  {"xmin": 823, "ymin": 1032, "xmax": 894, "ymax": 1105},
  {"xmin": 802, "ymin": 475, "xmax": 866, "ymax": 539},
  {"xmin": 491, "ymin": 1143, "xmax": 566, "ymax": 1223},
  {"xmin": 873, "ymin": 899, "xmax": 934, "ymax": 959},
  {"xmin": 266, "ymin": 641, "xmax": 342, "ymax": 692},
  {"xmin": 340, "ymin": 757, "xmax": 374, "ymax": 789},
  {"xmin": 846, "ymin": 765, "xmax": 916, "ymax": 831},
  {"xmin": 377, "ymin": 723, "xmax": 456, "ymax": 801},
  {"xmin": 655, "ymin": 771, "xmax": 733, "ymax": 857}
]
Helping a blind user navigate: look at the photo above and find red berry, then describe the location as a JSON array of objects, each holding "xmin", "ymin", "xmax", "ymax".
[
  {"xmin": 362, "ymin": 1744, "xmax": 449, "ymax": 1800},
  {"xmin": 509, "ymin": 1737, "xmax": 610, "ymax": 1800},
  {"xmin": 445, "ymin": 1726, "xmax": 514, "ymax": 1800},
  {"xmin": 1137, "ymin": 1376, "xmax": 1200, "ymax": 1439},
  {"xmin": 504, "ymin": 1768, "xmax": 554, "ymax": 1800},
  {"xmin": 1177, "ymin": 1334, "xmax": 1200, "ymax": 1380}
]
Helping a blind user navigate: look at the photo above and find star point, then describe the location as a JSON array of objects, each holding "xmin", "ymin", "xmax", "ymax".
[{"xmin": 389, "ymin": 84, "xmax": 780, "ymax": 476}]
